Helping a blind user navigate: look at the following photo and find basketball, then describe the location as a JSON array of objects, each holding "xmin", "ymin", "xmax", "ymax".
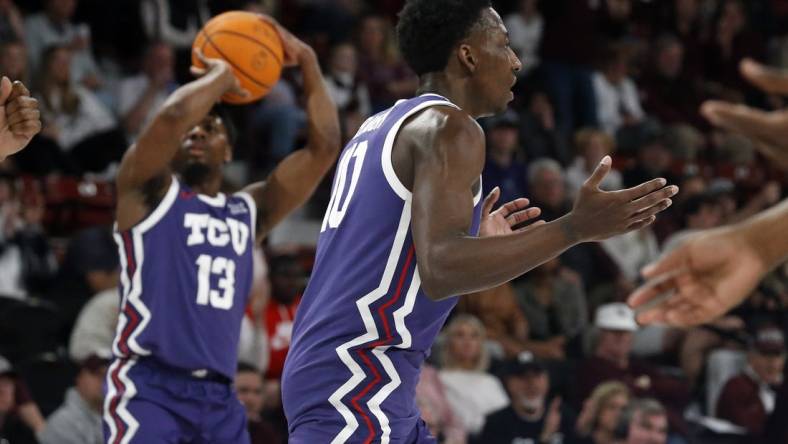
[{"xmin": 192, "ymin": 11, "xmax": 284, "ymax": 105}]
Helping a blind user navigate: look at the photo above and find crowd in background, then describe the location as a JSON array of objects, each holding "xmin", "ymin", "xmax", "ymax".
[{"xmin": 0, "ymin": 0, "xmax": 787, "ymax": 443}]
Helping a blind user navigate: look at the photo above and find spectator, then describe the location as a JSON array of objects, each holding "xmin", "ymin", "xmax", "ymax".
[
  {"xmin": 116, "ymin": 41, "xmax": 177, "ymax": 143},
  {"xmin": 0, "ymin": 0, "xmax": 23, "ymax": 43},
  {"xmin": 662, "ymin": 192, "xmax": 723, "ymax": 253},
  {"xmin": 36, "ymin": 45, "xmax": 125, "ymax": 174},
  {"xmin": 357, "ymin": 15, "xmax": 417, "ymax": 112},
  {"xmin": 0, "ymin": 173, "xmax": 25, "ymax": 298},
  {"xmin": 660, "ymin": 0, "xmax": 705, "ymax": 77},
  {"xmin": 513, "ymin": 257, "xmax": 588, "ymax": 359},
  {"xmin": 323, "ymin": 41, "xmax": 371, "ymax": 140},
  {"xmin": 439, "ymin": 314, "xmax": 509, "ymax": 437},
  {"xmin": 592, "ymin": 43, "xmax": 646, "ymax": 136},
  {"xmin": 481, "ymin": 109, "xmax": 529, "ymax": 207},
  {"xmin": 68, "ymin": 287, "xmax": 119, "ymax": 363},
  {"xmin": 619, "ymin": 398, "xmax": 669, "ymax": 444},
  {"xmin": 480, "ymin": 353, "xmax": 576, "ymax": 444},
  {"xmin": 37, "ymin": 354, "xmax": 107, "ymax": 444},
  {"xmin": 458, "ymin": 283, "xmax": 531, "ymax": 359},
  {"xmin": 236, "ymin": 363, "xmax": 283, "ymax": 444},
  {"xmin": 575, "ymin": 304, "xmax": 690, "ymax": 433},
  {"xmin": 0, "ymin": 355, "xmax": 45, "ymax": 441},
  {"xmin": 415, "ymin": 364, "xmax": 466, "ymax": 444},
  {"xmin": 640, "ymin": 34, "xmax": 707, "ymax": 129},
  {"xmin": 621, "ymin": 127, "xmax": 676, "ymax": 188},
  {"xmin": 0, "ymin": 40, "xmax": 27, "ymax": 84},
  {"xmin": 716, "ymin": 325, "xmax": 786, "ymax": 437},
  {"xmin": 575, "ymin": 381, "xmax": 631, "ymax": 444},
  {"xmin": 25, "ymin": 0, "xmax": 102, "ymax": 90},
  {"xmin": 519, "ymin": 91, "xmax": 571, "ymax": 165},
  {"xmin": 503, "ymin": 0, "xmax": 544, "ymax": 75},
  {"xmin": 566, "ymin": 128, "xmax": 623, "ymax": 197}
]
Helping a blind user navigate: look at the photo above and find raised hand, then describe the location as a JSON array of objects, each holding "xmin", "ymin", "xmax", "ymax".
[
  {"xmin": 190, "ymin": 48, "xmax": 248, "ymax": 98},
  {"xmin": 566, "ymin": 156, "xmax": 678, "ymax": 242},
  {"xmin": 628, "ymin": 226, "xmax": 766, "ymax": 327},
  {"xmin": 479, "ymin": 186, "xmax": 544, "ymax": 237},
  {"xmin": 701, "ymin": 59, "xmax": 788, "ymax": 168},
  {"xmin": 0, "ymin": 77, "xmax": 41, "ymax": 161}
]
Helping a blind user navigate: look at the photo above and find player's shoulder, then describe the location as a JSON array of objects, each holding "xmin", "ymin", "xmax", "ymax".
[{"xmin": 402, "ymin": 106, "xmax": 484, "ymax": 156}]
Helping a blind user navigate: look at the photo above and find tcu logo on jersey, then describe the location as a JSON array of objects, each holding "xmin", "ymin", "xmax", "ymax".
[{"xmin": 183, "ymin": 213, "xmax": 250, "ymax": 256}]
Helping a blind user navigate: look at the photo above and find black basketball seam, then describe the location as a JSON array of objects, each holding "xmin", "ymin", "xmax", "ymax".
[
  {"xmin": 209, "ymin": 29, "xmax": 283, "ymax": 67},
  {"xmin": 199, "ymin": 29, "xmax": 274, "ymax": 92}
]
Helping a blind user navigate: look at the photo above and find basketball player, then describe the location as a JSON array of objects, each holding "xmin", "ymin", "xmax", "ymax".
[
  {"xmin": 0, "ymin": 77, "xmax": 41, "ymax": 161},
  {"xmin": 102, "ymin": 22, "xmax": 339, "ymax": 444},
  {"xmin": 629, "ymin": 58, "xmax": 788, "ymax": 327},
  {"xmin": 282, "ymin": 1, "xmax": 678, "ymax": 442}
]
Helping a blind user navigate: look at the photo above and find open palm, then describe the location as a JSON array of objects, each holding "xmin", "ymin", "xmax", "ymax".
[
  {"xmin": 479, "ymin": 187, "xmax": 543, "ymax": 238},
  {"xmin": 629, "ymin": 227, "xmax": 767, "ymax": 327}
]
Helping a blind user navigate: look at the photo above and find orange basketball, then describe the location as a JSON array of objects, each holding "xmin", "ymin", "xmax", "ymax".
[{"xmin": 192, "ymin": 11, "xmax": 284, "ymax": 105}]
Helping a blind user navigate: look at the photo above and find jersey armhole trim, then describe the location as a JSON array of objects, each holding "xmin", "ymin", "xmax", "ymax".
[
  {"xmin": 381, "ymin": 100, "xmax": 460, "ymax": 201},
  {"xmin": 116, "ymin": 175, "xmax": 180, "ymax": 235},
  {"xmin": 234, "ymin": 191, "xmax": 258, "ymax": 243}
]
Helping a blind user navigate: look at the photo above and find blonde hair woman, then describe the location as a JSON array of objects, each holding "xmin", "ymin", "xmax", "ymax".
[
  {"xmin": 575, "ymin": 381, "xmax": 631, "ymax": 444},
  {"xmin": 438, "ymin": 315, "xmax": 509, "ymax": 437}
]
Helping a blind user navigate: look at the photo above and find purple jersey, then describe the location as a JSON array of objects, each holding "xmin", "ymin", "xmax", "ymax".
[
  {"xmin": 282, "ymin": 94, "xmax": 483, "ymax": 443},
  {"xmin": 111, "ymin": 176, "xmax": 256, "ymax": 379}
]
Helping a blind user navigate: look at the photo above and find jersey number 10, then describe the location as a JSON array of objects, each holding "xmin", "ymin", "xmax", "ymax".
[{"xmin": 321, "ymin": 141, "xmax": 368, "ymax": 232}]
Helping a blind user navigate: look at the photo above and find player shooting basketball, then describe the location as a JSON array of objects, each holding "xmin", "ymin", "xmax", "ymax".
[
  {"xmin": 103, "ymin": 21, "xmax": 340, "ymax": 444},
  {"xmin": 282, "ymin": 1, "xmax": 678, "ymax": 443}
]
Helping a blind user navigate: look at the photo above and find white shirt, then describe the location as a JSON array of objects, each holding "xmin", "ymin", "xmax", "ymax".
[
  {"xmin": 69, "ymin": 288, "xmax": 120, "ymax": 362},
  {"xmin": 566, "ymin": 157, "xmax": 623, "ymax": 198},
  {"xmin": 41, "ymin": 86, "xmax": 116, "ymax": 151},
  {"xmin": 592, "ymin": 72, "xmax": 645, "ymax": 135},
  {"xmin": 504, "ymin": 13, "xmax": 544, "ymax": 74},
  {"xmin": 117, "ymin": 74, "xmax": 171, "ymax": 143},
  {"xmin": 601, "ymin": 229, "xmax": 660, "ymax": 282},
  {"xmin": 24, "ymin": 14, "xmax": 100, "ymax": 85},
  {"xmin": 439, "ymin": 369, "xmax": 510, "ymax": 435}
]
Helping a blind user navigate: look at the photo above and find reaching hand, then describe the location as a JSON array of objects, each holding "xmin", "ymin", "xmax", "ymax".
[
  {"xmin": 0, "ymin": 77, "xmax": 41, "ymax": 161},
  {"xmin": 628, "ymin": 226, "xmax": 766, "ymax": 327},
  {"xmin": 701, "ymin": 59, "xmax": 788, "ymax": 168},
  {"xmin": 567, "ymin": 156, "xmax": 678, "ymax": 242},
  {"xmin": 479, "ymin": 186, "xmax": 544, "ymax": 237}
]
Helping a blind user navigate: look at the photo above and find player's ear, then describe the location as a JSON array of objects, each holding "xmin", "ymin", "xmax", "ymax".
[{"xmin": 457, "ymin": 43, "xmax": 477, "ymax": 74}]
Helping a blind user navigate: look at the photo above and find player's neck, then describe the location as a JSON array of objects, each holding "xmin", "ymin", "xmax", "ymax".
[
  {"xmin": 417, "ymin": 73, "xmax": 484, "ymax": 118},
  {"xmin": 185, "ymin": 175, "xmax": 223, "ymax": 197}
]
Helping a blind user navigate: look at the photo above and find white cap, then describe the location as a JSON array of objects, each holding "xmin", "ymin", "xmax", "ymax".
[
  {"xmin": 0, "ymin": 355, "xmax": 13, "ymax": 374},
  {"xmin": 595, "ymin": 303, "xmax": 638, "ymax": 332}
]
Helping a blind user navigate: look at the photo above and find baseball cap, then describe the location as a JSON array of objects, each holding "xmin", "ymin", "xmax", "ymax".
[
  {"xmin": 751, "ymin": 326, "xmax": 786, "ymax": 356},
  {"xmin": 497, "ymin": 351, "xmax": 546, "ymax": 379},
  {"xmin": 595, "ymin": 303, "xmax": 639, "ymax": 332}
]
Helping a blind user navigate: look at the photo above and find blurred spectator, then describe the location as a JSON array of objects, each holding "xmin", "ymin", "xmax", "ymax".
[
  {"xmin": 357, "ymin": 15, "xmax": 417, "ymax": 112},
  {"xmin": 37, "ymin": 354, "xmax": 107, "ymax": 444},
  {"xmin": 575, "ymin": 304, "xmax": 690, "ymax": 433},
  {"xmin": 236, "ymin": 363, "xmax": 283, "ymax": 444},
  {"xmin": 513, "ymin": 258, "xmax": 588, "ymax": 359},
  {"xmin": 239, "ymin": 247, "xmax": 271, "ymax": 376},
  {"xmin": 566, "ymin": 128, "xmax": 623, "ymax": 197},
  {"xmin": 480, "ymin": 353, "xmax": 576, "ymax": 444},
  {"xmin": 640, "ymin": 34, "xmax": 707, "ymax": 129},
  {"xmin": 25, "ymin": 0, "xmax": 102, "ymax": 90},
  {"xmin": 660, "ymin": 0, "xmax": 706, "ymax": 77},
  {"xmin": 519, "ymin": 91, "xmax": 571, "ymax": 165},
  {"xmin": 0, "ymin": 0, "xmax": 23, "ymax": 43},
  {"xmin": 68, "ymin": 287, "xmax": 119, "ymax": 363},
  {"xmin": 601, "ymin": 228, "xmax": 659, "ymax": 285},
  {"xmin": 0, "ymin": 40, "xmax": 27, "ymax": 85},
  {"xmin": 0, "ymin": 355, "xmax": 45, "ymax": 441},
  {"xmin": 0, "ymin": 174, "xmax": 25, "ymax": 298},
  {"xmin": 619, "ymin": 398, "xmax": 669, "ymax": 444},
  {"xmin": 415, "ymin": 364, "xmax": 466, "ymax": 444},
  {"xmin": 716, "ymin": 325, "xmax": 786, "ymax": 437},
  {"xmin": 574, "ymin": 381, "xmax": 631, "ymax": 444},
  {"xmin": 36, "ymin": 45, "xmax": 126, "ymax": 174},
  {"xmin": 323, "ymin": 41, "xmax": 371, "ymax": 141},
  {"xmin": 117, "ymin": 41, "xmax": 177, "ymax": 143},
  {"xmin": 662, "ymin": 192, "xmax": 723, "ymax": 252},
  {"xmin": 503, "ymin": 0, "xmax": 543, "ymax": 75},
  {"xmin": 622, "ymin": 127, "xmax": 676, "ymax": 188},
  {"xmin": 481, "ymin": 109, "xmax": 529, "ymax": 207},
  {"xmin": 592, "ymin": 43, "xmax": 646, "ymax": 136},
  {"xmin": 527, "ymin": 158, "xmax": 569, "ymax": 222},
  {"xmin": 458, "ymin": 283, "xmax": 531, "ymax": 360},
  {"xmin": 439, "ymin": 314, "xmax": 509, "ymax": 437},
  {"xmin": 598, "ymin": 0, "xmax": 635, "ymax": 41}
]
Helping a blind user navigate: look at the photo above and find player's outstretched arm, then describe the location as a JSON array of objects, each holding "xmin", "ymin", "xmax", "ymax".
[
  {"xmin": 115, "ymin": 50, "xmax": 242, "ymax": 228},
  {"xmin": 243, "ymin": 23, "xmax": 340, "ymax": 240},
  {"xmin": 410, "ymin": 108, "xmax": 678, "ymax": 301},
  {"xmin": 701, "ymin": 59, "xmax": 788, "ymax": 168},
  {"xmin": 0, "ymin": 77, "xmax": 41, "ymax": 162},
  {"xmin": 629, "ymin": 198, "xmax": 788, "ymax": 327}
]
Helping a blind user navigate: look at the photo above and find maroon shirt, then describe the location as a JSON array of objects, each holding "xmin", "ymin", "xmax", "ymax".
[{"xmin": 716, "ymin": 373, "xmax": 770, "ymax": 437}]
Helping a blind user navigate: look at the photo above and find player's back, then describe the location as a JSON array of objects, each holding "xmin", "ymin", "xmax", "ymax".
[{"xmin": 282, "ymin": 94, "xmax": 483, "ymax": 443}]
